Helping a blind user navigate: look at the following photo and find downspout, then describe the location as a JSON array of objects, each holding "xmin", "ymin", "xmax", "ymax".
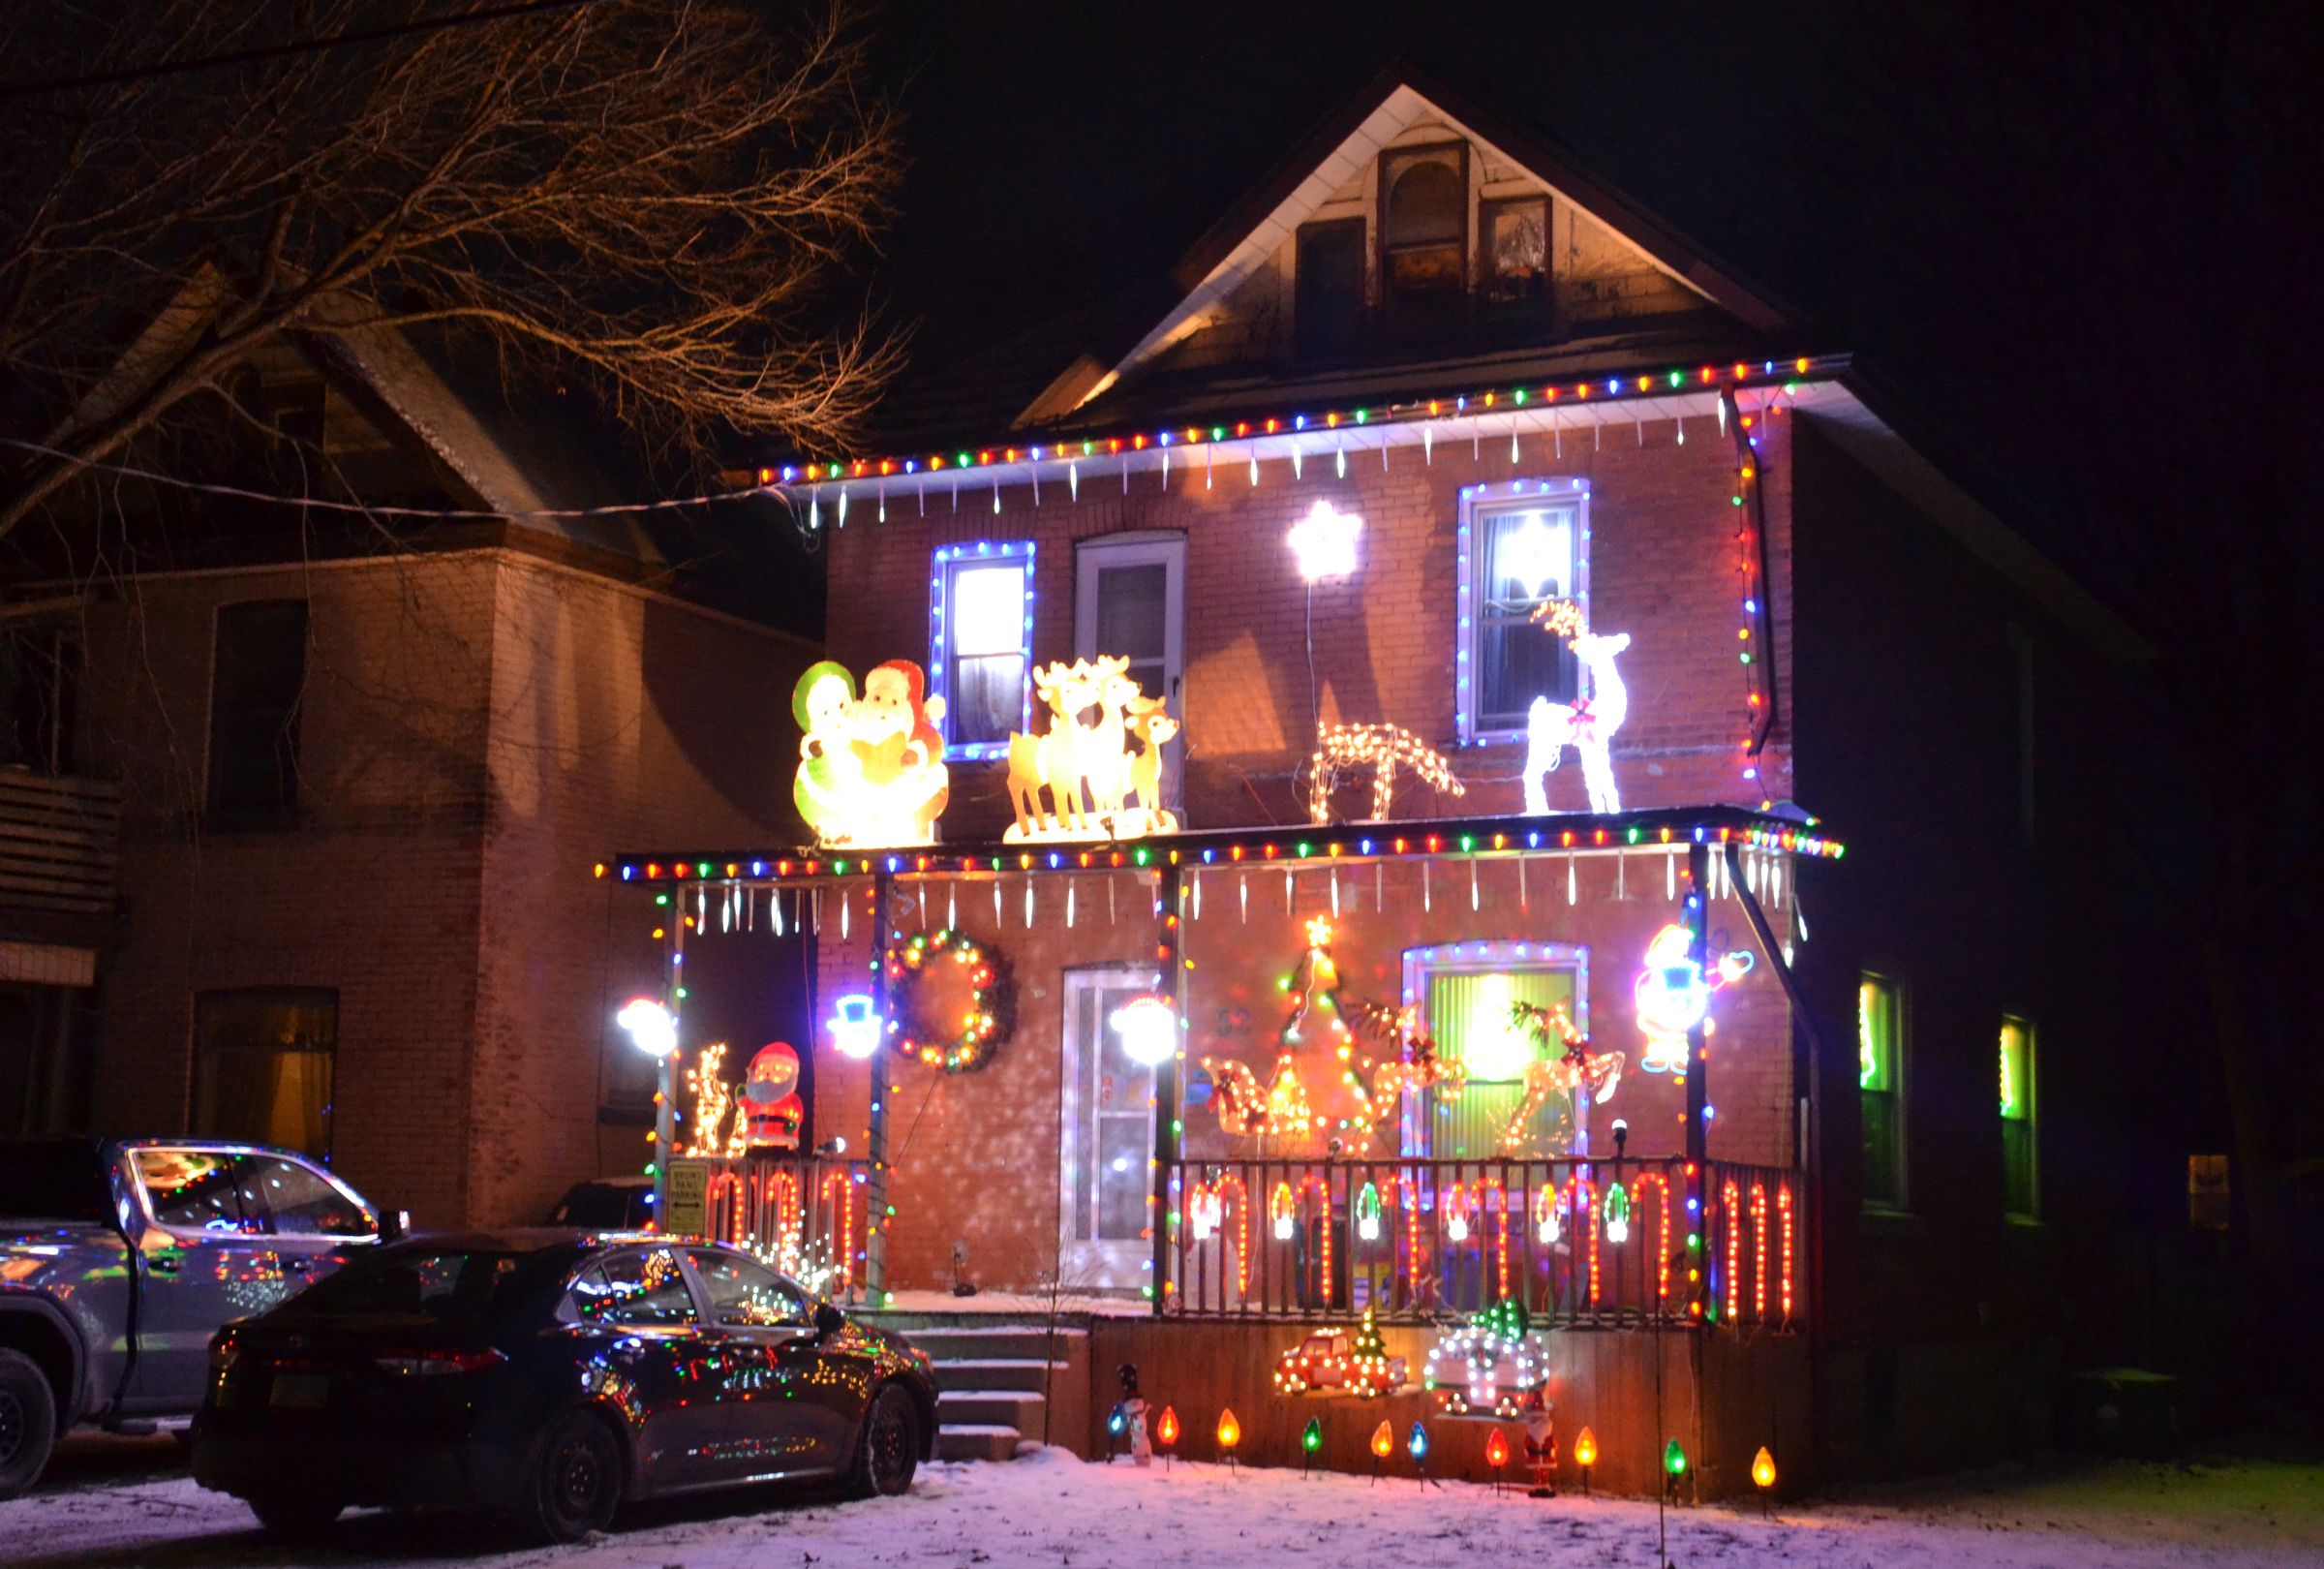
[{"xmin": 1724, "ymin": 842, "xmax": 1826, "ymax": 1490}]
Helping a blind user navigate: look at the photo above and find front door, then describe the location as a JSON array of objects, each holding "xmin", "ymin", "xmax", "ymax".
[{"xmin": 1059, "ymin": 968, "xmax": 1162, "ymax": 1291}]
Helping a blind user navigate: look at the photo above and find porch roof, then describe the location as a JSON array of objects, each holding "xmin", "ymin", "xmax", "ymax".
[{"xmin": 600, "ymin": 805, "xmax": 1841, "ymax": 887}]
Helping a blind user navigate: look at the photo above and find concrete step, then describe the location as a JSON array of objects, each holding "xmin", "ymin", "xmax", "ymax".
[
  {"xmin": 936, "ymin": 1389, "xmax": 1046, "ymax": 1430},
  {"xmin": 931, "ymin": 1357, "xmax": 1069, "ymax": 1392},
  {"xmin": 936, "ymin": 1423, "xmax": 1023, "ymax": 1463},
  {"xmin": 902, "ymin": 1325, "xmax": 1087, "ymax": 1363}
]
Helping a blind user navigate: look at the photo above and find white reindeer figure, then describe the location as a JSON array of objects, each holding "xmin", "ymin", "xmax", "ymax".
[{"xmin": 1523, "ymin": 631, "xmax": 1632, "ymax": 815}]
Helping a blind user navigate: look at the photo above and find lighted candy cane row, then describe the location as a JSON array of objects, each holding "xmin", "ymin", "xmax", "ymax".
[
  {"xmin": 1720, "ymin": 1178, "xmax": 1796, "ymax": 1325},
  {"xmin": 1185, "ymin": 1174, "xmax": 1253, "ymax": 1295}
]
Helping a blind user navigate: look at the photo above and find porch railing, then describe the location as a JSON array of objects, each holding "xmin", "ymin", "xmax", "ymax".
[
  {"xmin": 1162, "ymin": 1156, "xmax": 1802, "ymax": 1332},
  {"xmin": 688, "ymin": 1154, "xmax": 873, "ymax": 1303}
]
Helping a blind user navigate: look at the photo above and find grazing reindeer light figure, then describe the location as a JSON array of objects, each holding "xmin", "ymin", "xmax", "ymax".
[
  {"xmin": 1307, "ymin": 723, "xmax": 1465, "ymax": 825},
  {"xmin": 1524, "ymin": 631, "xmax": 1632, "ymax": 815}
]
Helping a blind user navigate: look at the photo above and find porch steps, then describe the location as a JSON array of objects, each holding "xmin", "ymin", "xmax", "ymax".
[{"xmin": 888, "ymin": 1324, "xmax": 1088, "ymax": 1463}]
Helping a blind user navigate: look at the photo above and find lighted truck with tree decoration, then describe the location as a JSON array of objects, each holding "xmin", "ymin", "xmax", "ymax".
[
  {"xmin": 0, "ymin": 1136, "xmax": 399, "ymax": 1499},
  {"xmin": 1272, "ymin": 1309, "xmax": 1408, "ymax": 1398}
]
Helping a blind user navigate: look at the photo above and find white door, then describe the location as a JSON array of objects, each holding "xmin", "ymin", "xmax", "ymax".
[{"xmin": 1059, "ymin": 967, "xmax": 1162, "ymax": 1290}]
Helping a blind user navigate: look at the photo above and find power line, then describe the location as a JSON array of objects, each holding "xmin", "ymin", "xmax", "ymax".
[
  {"xmin": 0, "ymin": 0, "xmax": 609, "ymax": 101},
  {"xmin": 0, "ymin": 434, "xmax": 772, "ymax": 522}
]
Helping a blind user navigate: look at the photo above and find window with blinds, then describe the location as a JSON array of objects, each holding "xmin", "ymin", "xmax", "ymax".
[{"xmin": 1420, "ymin": 968, "xmax": 1575, "ymax": 1158}]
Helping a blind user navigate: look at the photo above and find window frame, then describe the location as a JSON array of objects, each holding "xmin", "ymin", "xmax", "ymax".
[
  {"xmin": 205, "ymin": 598, "xmax": 309, "ymax": 826},
  {"xmin": 129, "ymin": 1146, "xmax": 267, "ymax": 1240},
  {"xmin": 1999, "ymin": 1014, "xmax": 2038, "ymax": 1219},
  {"xmin": 191, "ymin": 985, "xmax": 339, "ymax": 1162},
  {"xmin": 1400, "ymin": 939, "xmax": 1589, "ymax": 1158},
  {"xmin": 1456, "ymin": 479, "xmax": 1592, "ymax": 743},
  {"xmin": 1073, "ymin": 531, "xmax": 1185, "ymax": 708},
  {"xmin": 242, "ymin": 1151, "xmax": 377, "ymax": 1240},
  {"xmin": 1478, "ymin": 194, "xmax": 1551, "ymax": 317},
  {"xmin": 684, "ymin": 1246, "xmax": 814, "ymax": 1329},
  {"xmin": 1294, "ymin": 216, "xmax": 1368, "ymax": 362},
  {"xmin": 1857, "ymin": 971, "xmax": 1909, "ymax": 1213},
  {"xmin": 1376, "ymin": 139, "xmax": 1471, "ymax": 339},
  {"xmin": 928, "ymin": 540, "xmax": 1035, "ymax": 759}
]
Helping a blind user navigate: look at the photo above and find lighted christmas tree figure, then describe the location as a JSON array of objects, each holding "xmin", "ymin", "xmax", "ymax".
[
  {"xmin": 1205, "ymin": 916, "xmax": 1378, "ymax": 1149},
  {"xmin": 1346, "ymin": 1306, "xmax": 1402, "ymax": 1398}
]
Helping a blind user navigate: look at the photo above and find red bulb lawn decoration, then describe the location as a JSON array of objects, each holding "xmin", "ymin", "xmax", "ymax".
[{"xmin": 1484, "ymin": 1427, "xmax": 1511, "ymax": 1493}]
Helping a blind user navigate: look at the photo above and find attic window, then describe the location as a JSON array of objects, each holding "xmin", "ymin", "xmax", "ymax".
[
  {"xmin": 1483, "ymin": 197, "xmax": 1548, "ymax": 309},
  {"xmin": 1380, "ymin": 143, "xmax": 1467, "ymax": 339}
]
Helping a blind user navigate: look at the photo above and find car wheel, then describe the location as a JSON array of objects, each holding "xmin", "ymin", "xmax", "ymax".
[
  {"xmin": 247, "ymin": 1492, "xmax": 343, "ymax": 1537},
  {"xmin": 0, "ymin": 1348, "xmax": 58, "ymax": 1502},
  {"xmin": 512, "ymin": 1408, "xmax": 622, "ymax": 1544},
  {"xmin": 846, "ymin": 1384, "xmax": 920, "ymax": 1499}
]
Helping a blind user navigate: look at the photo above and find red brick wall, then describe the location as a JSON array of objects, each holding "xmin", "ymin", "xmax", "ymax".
[
  {"xmin": 79, "ymin": 548, "xmax": 808, "ymax": 1227},
  {"xmin": 823, "ymin": 408, "xmax": 1795, "ymax": 834}
]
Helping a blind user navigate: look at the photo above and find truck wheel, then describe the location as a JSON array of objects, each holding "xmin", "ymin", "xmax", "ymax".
[
  {"xmin": 247, "ymin": 1492, "xmax": 343, "ymax": 1537},
  {"xmin": 509, "ymin": 1408, "xmax": 621, "ymax": 1543},
  {"xmin": 845, "ymin": 1384, "xmax": 920, "ymax": 1499},
  {"xmin": 0, "ymin": 1347, "xmax": 58, "ymax": 1501}
]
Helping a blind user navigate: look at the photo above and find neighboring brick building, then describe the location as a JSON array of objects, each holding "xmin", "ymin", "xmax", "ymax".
[
  {"xmin": 2, "ymin": 307, "xmax": 812, "ymax": 1228},
  {"xmin": 619, "ymin": 73, "xmax": 2160, "ymax": 1492}
]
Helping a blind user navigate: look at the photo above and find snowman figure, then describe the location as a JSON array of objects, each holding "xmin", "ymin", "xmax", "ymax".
[{"xmin": 1116, "ymin": 1363, "xmax": 1152, "ymax": 1466}]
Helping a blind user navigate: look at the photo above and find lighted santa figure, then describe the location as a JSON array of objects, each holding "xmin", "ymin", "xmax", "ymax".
[
  {"xmin": 1518, "ymin": 1385, "xmax": 1557, "ymax": 1496},
  {"xmin": 737, "ymin": 1042, "xmax": 804, "ymax": 1151}
]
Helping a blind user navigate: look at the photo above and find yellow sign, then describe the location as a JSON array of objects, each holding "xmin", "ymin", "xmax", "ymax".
[{"xmin": 662, "ymin": 1159, "xmax": 710, "ymax": 1237}]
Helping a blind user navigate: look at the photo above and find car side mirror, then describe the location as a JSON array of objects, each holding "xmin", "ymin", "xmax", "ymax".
[
  {"xmin": 813, "ymin": 1302, "xmax": 846, "ymax": 1339},
  {"xmin": 378, "ymin": 1209, "xmax": 409, "ymax": 1243}
]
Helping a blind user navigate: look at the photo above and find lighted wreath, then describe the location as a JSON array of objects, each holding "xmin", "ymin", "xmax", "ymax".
[{"xmin": 883, "ymin": 928, "xmax": 1016, "ymax": 1073}]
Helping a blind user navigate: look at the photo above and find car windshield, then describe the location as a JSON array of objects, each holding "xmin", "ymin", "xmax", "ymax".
[
  {"xmin": 283, "ymin": 1247, "xmax": 559, "ymax": 1325},
  {"xmin": 0, "ymin": 1139, "xmax": 112, "ymax": 1224}
]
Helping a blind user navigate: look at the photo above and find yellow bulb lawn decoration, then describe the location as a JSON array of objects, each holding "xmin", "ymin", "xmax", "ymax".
[{"xmin": 1215, "ymin": 1407, "xmax": 1240, "ymax": 1451}]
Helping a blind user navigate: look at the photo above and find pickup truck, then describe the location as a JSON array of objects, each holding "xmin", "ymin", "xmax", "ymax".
[{"xmin": 0, "ymin": 1135, "xmax": 401, "ymax": 1498}]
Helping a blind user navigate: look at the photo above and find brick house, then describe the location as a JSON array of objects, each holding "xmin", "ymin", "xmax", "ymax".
[
  {"xmin": 616, "ymin": 75, "xmax": 2150, "ymax": 1491},
  {"xmin": 0, "ymin": 294, "xmax": 814, "ymax": 1229}
]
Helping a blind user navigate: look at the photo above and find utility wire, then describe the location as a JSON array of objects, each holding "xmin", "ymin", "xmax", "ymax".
[{"xmin": 0, "ymin": 0, "xmax": 608, "ymax": 100}]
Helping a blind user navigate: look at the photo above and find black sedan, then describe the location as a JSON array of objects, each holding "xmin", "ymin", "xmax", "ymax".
[{"xmin": 190, "ymin": 1230, "xmax": 936, "ymax": 1542}]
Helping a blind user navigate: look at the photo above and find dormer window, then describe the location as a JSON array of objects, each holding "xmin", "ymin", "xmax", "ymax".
[
  {"xmin": 1482, "ymin": 197, "xmax": 1548, "ymax": 309},
  {"xmin": 1379, "ymin": 142, "xmax": 1467, "ymax": 342}
]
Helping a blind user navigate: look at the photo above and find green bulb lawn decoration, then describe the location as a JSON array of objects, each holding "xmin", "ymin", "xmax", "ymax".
[
  {"xmin": 1302, "ymin": 1417, "xmax": 1322, "ymax": 1453},
  {"xmin": 1665, "ymin": 1437, "xmax": 1689, "ymax": 1477}
]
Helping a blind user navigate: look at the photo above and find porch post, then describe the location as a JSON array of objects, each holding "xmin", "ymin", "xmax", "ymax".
[
  {"xmin": 867, "ymin": 870, "xmax": 893, "ymax": 1303},
  {"xmin": 1151, "ymin": 858, "xmax": 1184, "ymax": 1315},
  {"xmin": 656, "ymin": 898, "xmax": 685, "ymax": 1225},
  {"xmin": 1684, "ymin": 841, "xmax": 1710, "ymax": 1324}
]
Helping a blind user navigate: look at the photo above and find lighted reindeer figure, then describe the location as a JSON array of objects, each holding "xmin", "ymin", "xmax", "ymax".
[
  {"xmin": 1306, "ymin": 723, "xmax": 1466, "ymax": 825},
  {"xmin": 1006, "ymin": 657, "xmax": 1135, "ymax": 839},
  {"xmin": 1123, "ymin": 695, "xmax": 1179, "ymax": 829},
  {"xmin": 1523, "ymin": 631, "xmax": 1632, "ymax": 815}
]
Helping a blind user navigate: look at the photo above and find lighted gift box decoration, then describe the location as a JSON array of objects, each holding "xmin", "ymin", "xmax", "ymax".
[
  {"xmin": 1272, "ymin": 1308, "xmax": 1408, "ymax": 1399},
  {"xmin": 792, "ymin": 659, "xmax": 951, "ymax": 848},
  {"xmin": 1423, "ymin": 1298, "xmax": 1551, "ymax": 1419},
  {"xmin": 1003, "ymin": 656, "xmax": 1178, "ymax": 843}
]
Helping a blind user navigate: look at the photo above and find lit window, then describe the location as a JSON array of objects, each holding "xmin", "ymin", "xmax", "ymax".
[
  {"xmin": 931, "ymin": 543, "xmax": 1033, "ymax": 754},
  {"xmin": 1457, "ymin": 486, "xmax": 1585, "ymax": 739},
  {"xmin": 1404, "ymin": 942, "xmax": 1586, "ymax": 1158},
  {"xmin": 1858, "ymin": 974, "xmax": 1905, "ymax": 1211},
  {"xmin": 2000, "ymin": 1016, "xmax": 2036, "ymax": 1217}
]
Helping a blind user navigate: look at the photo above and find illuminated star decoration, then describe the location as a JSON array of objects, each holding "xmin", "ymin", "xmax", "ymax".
[
  {"xmin": 1497, "ymin": 1001, "xmax": 1625, "ymax": 1154},
  {"xmin": 1306, "ymin": 723, "xmax": 1467, "ymax": 824}
]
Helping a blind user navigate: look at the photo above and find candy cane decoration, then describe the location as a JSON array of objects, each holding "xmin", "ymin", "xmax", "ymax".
[
  {"xmin": 1723, "ymin": 1177, "xmax": 1742, "ymax": 1324},
  {"xmin": 1560, "ymin": 1172, "xmax": 1600, "ymax": 1306},
  {"xmin": 1631, "ymin": 1170, "xmax": 1673, "ymax": 1303},
  {"xmin": 1396, "ymin": 1176, "xmax": 1422, "ymax": 1300},
  {"xmin": 1471, "ymin": 1178, "xmax": 1512, "ymax": 1300},
  {"xmin": 762, "ymin": 1169, "xmax": 804, "ymax": 1262},
  {"xmin": 1297, "ymin": 1175, "xmax": 1332, "ymax": 1297},
  {"xmin": 1269, "ymin": 1181, "xmax": 1297, "ymax": 1241},
  {"xmin": 1778, "ymin": 1184, "xmax": 1796, "ymax": 1322},
  {"xmin": 1443, "ymin": 1182, "xmax": 1474, "ymax": 1243},
  {"xmin": 1750, "ymin": 1183, "xmax": 1770, "ymax": 1322},
  {"xmin": 1532, "ymin": 1183, "xmax": 1563, "ymax": 1245},
  {"xmin": 1216, "ymin": 1174, "xmax": 1252, "ymax": 1295},
  {"xmin": 823, "ymin": 1169, "xmax": 856, "ymax": 1293}
]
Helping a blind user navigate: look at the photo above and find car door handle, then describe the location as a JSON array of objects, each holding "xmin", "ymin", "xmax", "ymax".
[
  {"xmin": 282, "ymin": 1255, "xmax": 314, "ymax": 1273},
  {"xmin": 147, "ymin": 1254, "xmax": 180, "ymax": 1274}
]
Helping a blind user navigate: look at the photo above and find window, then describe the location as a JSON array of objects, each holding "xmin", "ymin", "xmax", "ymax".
[
  {"xmin": 1295, "ymin": 219, "xmax": 1366, "ymax": 361},
  {"xmin": 1075, "ymin": 535, "xmax": 1185, "ymax": 807},
  {"xmin": 298, "ymin": 1249, "xmax": 540, "ymax": 1324},
  {"xmin": 1858, "ymin": 974, "xmax": 1906, "ymax": 1210},
  {"xmin": 2000, "ymin": 1016, "xmax": 2037, "ymax": 1217},
  {"xmin": 930, "ymin": 542, "xmax": 1032, "ymax": 755},
  {"xmin": 1481, "ymin": 197, "xmax": 1548, "ymax": 311},
  {"xmin": 207, "ymin": 600, "xmax": 307, "ymax": 823},
  {"xmin": 194, "ymin": 988, "xmax": 337, "ymax": 1159},
  {"xmin": 1379, "ymin": 143, "xmax": 1467, "ymax": 340},
  {"xmin": 0, "ymin": 627, "xmax": 78, "ymax": 774},
  {"xmin": 133, "ymin": 1148, "xmax": 264, "ymax": 1235},
  {"xmin": 1403, "ymin": 941, "xmax": 1587, "ymax": 1158},
  {"xmin": 245, "ymin": 1154, "xmax": 373, "ymax": 1238},
  {"xmin": 1457, "ymin": 484, "xmax": 1586, "ymax": 739},
  {"xmin": 571, "ymin": 1247, "xmax": 695, "ymax": 1327},
  {"xmin": 688, "ymin": 1248, "xmax": 810, "ymax": 1327}
]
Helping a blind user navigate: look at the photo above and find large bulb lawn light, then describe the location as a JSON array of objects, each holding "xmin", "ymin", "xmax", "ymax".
[
  {"xmin": 1288, "ymin": 499, "xmax": 1362, "ymax": 584},
  {"xmin": 617, "ymin": 998, "xmax": 677, "ymax": 1058}
]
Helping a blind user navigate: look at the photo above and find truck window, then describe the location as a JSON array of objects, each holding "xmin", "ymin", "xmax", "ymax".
[
  {"xmin": 245, "ymin": 1154, "xmax": 374, "ymax": 1239},
  {"xmin": 133, "ymin": 1149, "xmax": 262, "ymax": 1235}
]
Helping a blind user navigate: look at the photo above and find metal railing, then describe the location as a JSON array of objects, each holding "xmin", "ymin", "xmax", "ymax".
[
  {"xmin": 688, "ymin": 1154, "xmax": 873, "ymax": 1303},
  {"xmin": 1163, "ymin": 1155, "xmax": 1802, "ymax": 1332},
  {"xmin": 0, "ymin": 771, "xmax": 120, "ymax": 915}
]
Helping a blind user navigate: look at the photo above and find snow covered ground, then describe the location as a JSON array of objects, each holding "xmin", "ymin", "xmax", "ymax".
[{"xmin": 2, "ymin": 1434, "xmax": 2317, "ymax": 1569}]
